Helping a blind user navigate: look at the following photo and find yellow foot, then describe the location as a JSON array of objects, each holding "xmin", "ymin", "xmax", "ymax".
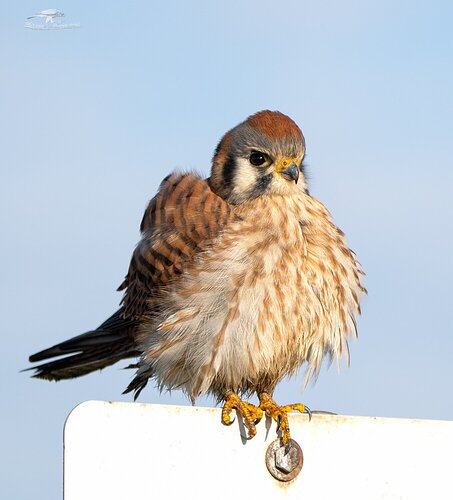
[
  {"xmin": 258, "ymin": 393, "xmax": 311, "ymax": 446},
  {"xmin": 221, "ymin": 391, "xmax": 264, "ymax": 440}
]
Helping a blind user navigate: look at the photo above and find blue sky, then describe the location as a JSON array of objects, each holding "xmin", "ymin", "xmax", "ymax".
[{"xmin": 1, "ymin": 1, "xmax": 452, "ymax": 498}]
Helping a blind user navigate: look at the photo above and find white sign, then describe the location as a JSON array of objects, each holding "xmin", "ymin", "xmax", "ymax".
[{"xmin": 64, "ymin": 401, "xmax": 453, "ymax": 499}]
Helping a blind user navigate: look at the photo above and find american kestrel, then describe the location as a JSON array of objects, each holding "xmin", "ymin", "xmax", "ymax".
[{"xmin": 29, "ymin": 111, "xmax": 365, "ymax": 446}]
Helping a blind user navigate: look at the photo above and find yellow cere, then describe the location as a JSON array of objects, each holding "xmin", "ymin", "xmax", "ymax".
[{"xmin": 275, "ymin": 157, "xmax": 298, "ymax": 173}]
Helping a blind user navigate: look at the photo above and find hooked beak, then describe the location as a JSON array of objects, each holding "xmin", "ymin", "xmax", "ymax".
[{"xmin": 279, "ymin": 162, "xmax": 299, "ymax": 183}]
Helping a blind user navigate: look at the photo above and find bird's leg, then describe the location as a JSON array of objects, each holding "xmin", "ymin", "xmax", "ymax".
[
  {"xmin": 258, "ymin": 392, "xmax": 311, "ymax": 446},
  {"xmin": 221, "ymin": 390, "xmax": 263, "ymax": 439}
]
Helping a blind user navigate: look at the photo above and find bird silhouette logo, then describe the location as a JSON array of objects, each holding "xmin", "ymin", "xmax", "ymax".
[
  {"xmin": 25, "ymin": 9, "xmax": 80, "ymax": 30},
  {"xmin": 27, "ymin": 9, "xmax": 65, "ymax": 23}
]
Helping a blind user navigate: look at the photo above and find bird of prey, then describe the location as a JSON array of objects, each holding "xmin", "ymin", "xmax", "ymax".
[
  {"xmin": 28, "ymin": 111, "xmax": 365, "ymax": 445},
  {"xmin": 27, "ymin": 9, "xmax": 64, "ymax": 23}
]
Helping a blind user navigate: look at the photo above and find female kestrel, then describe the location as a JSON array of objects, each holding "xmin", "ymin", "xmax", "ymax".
[{"xmin": 29, "ymin": 110, "xmax": 365, "ymax": 445}]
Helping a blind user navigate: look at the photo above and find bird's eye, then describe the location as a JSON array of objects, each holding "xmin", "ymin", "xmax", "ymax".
[{"xmin": 249, "ymin": 152, "xmax": 268, "ymax": 166}]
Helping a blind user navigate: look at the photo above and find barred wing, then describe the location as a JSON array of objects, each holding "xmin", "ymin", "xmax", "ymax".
[{"xmin": 118, "ymin": 172, "xmax": 236, "ymax": 319}]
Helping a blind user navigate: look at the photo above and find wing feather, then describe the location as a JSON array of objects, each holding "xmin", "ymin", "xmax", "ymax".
[{"xmin": 119, "ymin": 172, "xmax": 236, "ymax": 319}]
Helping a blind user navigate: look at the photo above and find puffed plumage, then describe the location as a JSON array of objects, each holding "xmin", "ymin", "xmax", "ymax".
[{"xmin": 28, "ymin": 110, "xmax": 365, "ymax": 404}]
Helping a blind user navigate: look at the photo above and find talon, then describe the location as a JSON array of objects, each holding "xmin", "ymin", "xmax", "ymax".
[
  {"xmin": 224, "ymin": 415, "xmax": 235, "ymax": 426},
  {"xmin": 221, "ymin": 391, "xmax": 237, "ymax": 427},
  {"xmin": 221, "ymin": 391, "xmax": 263, "ymax": 440},
  {"xmin": 276, "ymin": 413, "xmax": 283, "ymax": 431},
  {"xmin": 305, "ymin": 405, "xmax": 312, "ymax": 421},
  {"xmin": 258, "ymin": 392, "xmax": 310, "ymax": 445}
]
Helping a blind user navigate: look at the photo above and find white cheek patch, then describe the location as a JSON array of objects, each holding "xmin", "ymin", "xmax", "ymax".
[{"xmin": 231, "ymin": 157, "xmax": 260, "ymax": 200}]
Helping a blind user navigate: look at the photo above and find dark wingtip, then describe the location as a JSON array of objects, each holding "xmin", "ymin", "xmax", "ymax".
[
  {"xmin": 29, "ymin": 349, "xmax": 55, "ymax": 363},
  {"xmin": 21, "ymin": 364, "xmax": 62, "ymax": 381},
  {"xmin": 122, "ymin": 363, "xmax": 140, "ymax": 370},
  {"xmin": 123, "ymin": 376, "xmax": 148, "ymax": 401},
  {"xmin": 20, "ymin": 366, "xmax": 45, "ymax": 377}
]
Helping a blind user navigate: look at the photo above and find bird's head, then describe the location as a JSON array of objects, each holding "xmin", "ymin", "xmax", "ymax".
[{"xmin": 209, "ymin": 110, "xmax": 306, "ymax": 204}]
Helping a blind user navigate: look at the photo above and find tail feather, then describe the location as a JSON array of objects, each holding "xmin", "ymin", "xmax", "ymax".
[{"xmin": 27, "ymin": 309, "xmax": 140, "ymax": 381}]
